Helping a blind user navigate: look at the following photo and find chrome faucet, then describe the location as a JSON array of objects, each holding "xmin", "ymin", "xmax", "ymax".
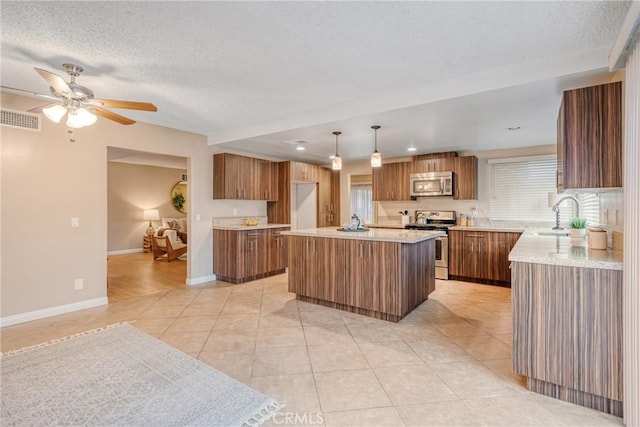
[{"xmin": 551, "ymin": 195, "xmax": 580, "ymax": 230}]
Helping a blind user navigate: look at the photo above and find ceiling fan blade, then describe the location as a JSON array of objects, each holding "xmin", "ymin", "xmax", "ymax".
[
  {"xmin": 28, "ymin": 102, "xmax": 60, "ymax": 113},
  {"xmin": 34, "ymin": 68, "xmax": 74, "ymax": 96},
  {"xmin": 91, "ymin": 99, "xmax": 157, "ymax": 111},
  {"xmin": 93, "ymin": 107, "xmax": 136, "ymax": 125},
  {"xmin": 1, "ymin": 85, "xmax": 60, "ymax": 101}
]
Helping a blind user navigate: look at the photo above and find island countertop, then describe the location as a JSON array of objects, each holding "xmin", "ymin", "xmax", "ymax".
[
  {"xmin": 509, "ymin": 230, "xmax": 623, "ymax": 270},
  {"xmin": 281, "ymin": 227, "xmax": 444, "ymax": 243}
]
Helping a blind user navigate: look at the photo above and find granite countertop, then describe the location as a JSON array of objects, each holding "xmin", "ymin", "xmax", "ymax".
[
  {"xmin": 509, "ymin": 230, "xmax": 623, "ymax": 270},
  {"xmin": 213, "ymin": 223, "xmax": 291, "ymax": 231},
  {"xmin": 281, "ymin": 227, "xmax": 445, "ymax": 243},
  {"xmin": 449, "ymin": 225, "xmax": 526, "ymax": 233}
]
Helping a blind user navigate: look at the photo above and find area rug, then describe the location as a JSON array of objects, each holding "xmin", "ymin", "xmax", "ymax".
[{"xmin": 0, "ymin": 323, "xmax": 280, "ymax": 426}]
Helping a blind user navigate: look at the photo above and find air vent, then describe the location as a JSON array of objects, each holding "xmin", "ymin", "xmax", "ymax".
[{"xmin": 1, "ymin": 109, "xmax": 41, "ymax": 131}]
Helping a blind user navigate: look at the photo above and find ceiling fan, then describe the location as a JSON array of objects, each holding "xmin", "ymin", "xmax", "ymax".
[{"xmin": 2, "ymin": 63, "xmax": 157, "ymax": 128}]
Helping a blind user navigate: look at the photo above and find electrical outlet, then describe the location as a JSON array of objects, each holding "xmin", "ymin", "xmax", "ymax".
[
  {"xmin": 74, "ymin": 278, "xmax": 83, "ymax": 290},
  {"xmin": 71, "ymin": 217, "xmax": 80, "ymax": 228},
  {"xmin": 233, "ymin": 209, "xmax": 238, "ymax": 216},
  {"xmin": 196, "ymin": 214, "xmax": 201, "ymax": 221}
]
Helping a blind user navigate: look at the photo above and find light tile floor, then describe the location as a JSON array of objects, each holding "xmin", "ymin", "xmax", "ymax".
[{"xmin": 1, "ymin": 275, "xmax": 624, "ymax": 426}]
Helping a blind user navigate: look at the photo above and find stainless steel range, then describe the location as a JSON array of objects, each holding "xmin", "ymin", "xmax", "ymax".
[{"xmin": 405, "ymin": 210, "xmax": 456, "ymax": 280}]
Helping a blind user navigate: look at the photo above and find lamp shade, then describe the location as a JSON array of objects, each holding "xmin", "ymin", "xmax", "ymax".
[
  {"xmin": 143, "ymin": 209, "xmax": 160, "ymax": 221},
  {"xmin": 43, "ymin": 105, "xmax": 67, "ymax": 123}
]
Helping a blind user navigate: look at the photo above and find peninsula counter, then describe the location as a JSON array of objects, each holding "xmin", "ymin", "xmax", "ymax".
[{"xmin": 281, "ymin": 227, "xmax": 444, "ymax": 322}]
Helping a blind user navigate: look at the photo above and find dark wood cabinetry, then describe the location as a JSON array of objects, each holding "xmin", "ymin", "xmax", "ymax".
[
  {"xmin": 453, "ymin": 156, "xmax": 478, "ymax": 200},
  {"xmin": 288, "ymin": 235, "xmax": 435, "ymax": 322},
  {"xmin": 267, "ymin": 161, "xmax": 340, "ymax": 227},
  {"xmin": 372, "ymin": 162, "xmax": 410, "ymax": 201},
  {"xmin": 373, "ymin": 155, "xmax": 477, "ymax": 201},
  {"xmin": 449, "ymin": 229, "xmax": 521, "ymax": 285},
  {"xmin": 557, "ymin": 81, "xmax": 622, "ymax": 190},
  {"xmin": 213, "ymin": 153, "xmax": 278, "ymax": 201},
  {"xmin": 213, "ymin": 226, "xmax": 290, "ymax": 284}
]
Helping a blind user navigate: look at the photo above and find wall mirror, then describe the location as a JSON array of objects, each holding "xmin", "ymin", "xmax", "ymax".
[{"xmin": 170, "ymin": 181, "xmax": 188, "ymax": 214}]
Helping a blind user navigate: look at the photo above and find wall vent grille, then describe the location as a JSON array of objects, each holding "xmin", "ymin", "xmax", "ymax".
[{"xmin": 1, "ymin": 109, "xmax": 41, "ymax": 131}]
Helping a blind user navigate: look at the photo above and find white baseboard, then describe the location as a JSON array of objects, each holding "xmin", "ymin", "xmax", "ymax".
[
  {"xmin": 107, "ymin": 248, "xmax": 143, "ymax": 256},
  {"xmin": 186, "ymin": 274, "xmax": 216, "ymax": 286},
  {"xmin": 0, "ymin": 297, "xmax": 109, "ymax": 328}
]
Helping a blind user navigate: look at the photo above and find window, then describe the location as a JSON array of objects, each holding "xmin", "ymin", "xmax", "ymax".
[
  {"xmin": 350, "ymin": 174, "xmax": 373, "ymax": 222},
  {"xmin": 490, "ymin": 156, "xmax": 600, "ymax": 226}
]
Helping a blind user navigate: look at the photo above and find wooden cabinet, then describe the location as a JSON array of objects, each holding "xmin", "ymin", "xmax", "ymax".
[
  {"xmin": 317, "ymin": 168, "xmax": 340, "ymax": 227},
  {"xmin": 372, "ymin": 162, "xmax": 410, "ymax": 201},
  {"xmin": 213, "ymin": 226, "xmax": 290, "ymax": 283},
  {"xmin": 268, "ymin": 161, "xmax": 340, "ymax": 227},
  {"xmin": 287, "ymin": 236, "xmax": 339, "ymax": 300},
  {"xmin": 213, "ymin": 153, "xmax": 278, "ymax": 200},
  {"xmin": 407, "ymin": 155, "xmax": 477, "ymax": 200},
  {"xmin": 411, "ymin": 157, "xmax": 454, "ymax": 174},
  {"xmin": 512, "ymin": 262, "xmax": 622, "ymax": 415},
  {"xmin": 449, "ymin": 229, "xmax": 521, "ymax": 285},
  {"xmin": 453, "ymin": 156, "xmax": 478, "ymax": 200},
  {"xmin": 292, "ymin": 161, "xmax": 319, "ymax": 182},
  {"xmin": 557, "ymin": 81, "xmax": 622, "ymax": 190},
  {"xmin": 288, "ymin": 235, "xmax": 435, "ymax": 322}
]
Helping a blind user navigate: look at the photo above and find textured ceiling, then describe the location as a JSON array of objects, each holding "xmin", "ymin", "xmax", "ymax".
[{"xmin": 0, "ymin": 1, "xmax": 631, "ymax": 162}]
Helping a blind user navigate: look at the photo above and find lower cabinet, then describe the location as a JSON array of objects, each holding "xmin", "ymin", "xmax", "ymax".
[
  {"xmin": 449, "ymin": 230, "xmax": 522, "ymax": 285},
  {"xmin": 213, "ymin": 227, "xmax": 290, "ymax": 284}
]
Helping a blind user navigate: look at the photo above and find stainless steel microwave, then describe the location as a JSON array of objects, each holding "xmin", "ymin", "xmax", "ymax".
[{"xmin": 410, "ymin": 171, "xmax": 454, "ymax": 197}]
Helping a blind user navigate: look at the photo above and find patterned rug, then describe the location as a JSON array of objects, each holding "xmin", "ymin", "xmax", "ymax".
[{"xmin": 0, "ymin": 323, "xmax": 280, "ymax": 426}]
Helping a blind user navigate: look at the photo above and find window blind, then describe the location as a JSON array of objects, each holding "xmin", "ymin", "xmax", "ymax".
[
  {"xmin": 490, "ymin": 158, "xmax": 601, "ymax": 225},
  {"xmin": 350, "ymin": 184, "xmax": 373, "ymax": 222}
]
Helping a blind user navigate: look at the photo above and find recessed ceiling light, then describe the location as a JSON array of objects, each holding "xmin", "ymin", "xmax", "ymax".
[
  {"xmin": 296, "ymin": 146, "xmax": 306, "ymax": 151},
  {"xmin": 507, "ymin": 126, "xmax": 521, "ymax": 131},
  {"xmin": 407, "ymin": 147, "xmax": 417, "ymax": 152}
]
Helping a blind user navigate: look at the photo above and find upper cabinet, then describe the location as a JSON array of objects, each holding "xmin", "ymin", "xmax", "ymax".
[
  {"xmin": 213, "ymin": 153, "xmax": 278, "ymax": 201},
  {"xmin": 372, "ymin": 162, "xmax": 411, "ymax": 201},
  {"xmin": 291, "ymin": 161, "xmax": 319, "ymax": 182},
  {"xmin": 557, "ymin": 81, "xmax": 622, "ymax": 190},
  {"xmin": 373, "ymin": 155, "xmax": 477, "ymax": 201},
  {"xmin": 453, "ymin": 156, "xmax": 478, "ymax": 200}
]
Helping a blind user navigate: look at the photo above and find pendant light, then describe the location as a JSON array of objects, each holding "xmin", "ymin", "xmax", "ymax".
[
  {"xmin": 332, "ymin": 131, "xmax": 342, "ymax": 170},
  {"xmin": 370, "ymin": 125, "xmax": 382, "ymax": 168}
]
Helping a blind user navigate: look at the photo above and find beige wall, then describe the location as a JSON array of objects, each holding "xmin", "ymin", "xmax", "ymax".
[
  {"xmin": 107, "ymin": 162, "xmax": 186, "ymax": 252},
  {"xmin": 1, "ymin": 92, "xmax": 214, "ymax": 319}
]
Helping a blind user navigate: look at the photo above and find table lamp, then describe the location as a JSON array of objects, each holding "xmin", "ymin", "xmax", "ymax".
[{"xmin": 143, "ymin": 209, "xmax": 160, "ymax": 236}]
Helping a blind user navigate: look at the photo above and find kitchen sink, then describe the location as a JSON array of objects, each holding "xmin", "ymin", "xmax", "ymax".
[{"xmin": 530, "ymin": 230, "xmax": 570, "ymax": 236}]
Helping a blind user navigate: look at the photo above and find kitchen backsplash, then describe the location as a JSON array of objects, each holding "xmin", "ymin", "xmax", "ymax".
[{"xmin": 212, "ymin": 216, "xmax": 268, "ymax": 226}]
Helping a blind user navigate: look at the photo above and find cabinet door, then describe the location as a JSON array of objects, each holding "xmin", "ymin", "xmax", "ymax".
[
  {"xmin": 344, "ymin": 240, "xmax": 379, "ymax": 311},
  {"xmin": 453, "ymin": 156, "xmax": 478, "ymax": 200},
  {"xmin": 268, "ymin": 228, "xmax": 288, "ymax": 271},
  {"xmin": 243, "ymin": 230, "xmax": 265, "ymax": 277},
  {"xmin": 292, "ymin": 162, "xmax": 318, "ymax": 182},
  {"xmin": 373, "ymin": 162, "xmax": 410, "ymax": 201},
  {"xmin": 329, "ymin": 170, "xmax": 340, "ymax": 225},
  {"xmin": 559, "ymin": 81, "xmax": 622, "ymax": 189},
  {"xmin": 448, "ymin": 230, "xmax": 465, "ymax": 277},
  {"xmin": 260, "ymin": 160, "xmax": 279, "ymax": 201},
  {"xmin": 317, "ymin": 168, "xmax": 332, "ymax": 227}
]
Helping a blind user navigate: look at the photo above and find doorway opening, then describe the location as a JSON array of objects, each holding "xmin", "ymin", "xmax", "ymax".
[{"xmin": 107, "ymin": 147, "xmax": 188, "ymax": 302}]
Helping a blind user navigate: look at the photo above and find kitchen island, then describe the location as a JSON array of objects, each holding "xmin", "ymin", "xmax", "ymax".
[
  {"xmin": 281, "ymin": 227, "xmax": 444, "ymax": 322},
  {"xmin": 509, "ymin": 231, "xmax": 623, "ymax": 415}
]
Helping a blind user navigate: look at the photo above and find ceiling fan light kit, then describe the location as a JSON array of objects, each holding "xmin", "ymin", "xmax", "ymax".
[
  {"xmin": 4, "ymin": 63, "xmax": 157, "ymax": 129},
  {"xmin": 370, "ymin": 125, "xmax": 382, "ymax": 168},
  {"xmin": 332, "ymin": 131, "xmax": 342, "ymax": 171}
]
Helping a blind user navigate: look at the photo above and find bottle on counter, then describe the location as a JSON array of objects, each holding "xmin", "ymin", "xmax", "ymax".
[
  {"xmin": 458, "ymin": 214, "xmax": 467, "ymax": 226},
  {"xmin": 467, "ymin": 217, "xmax": 474, "ymax": 227}
]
